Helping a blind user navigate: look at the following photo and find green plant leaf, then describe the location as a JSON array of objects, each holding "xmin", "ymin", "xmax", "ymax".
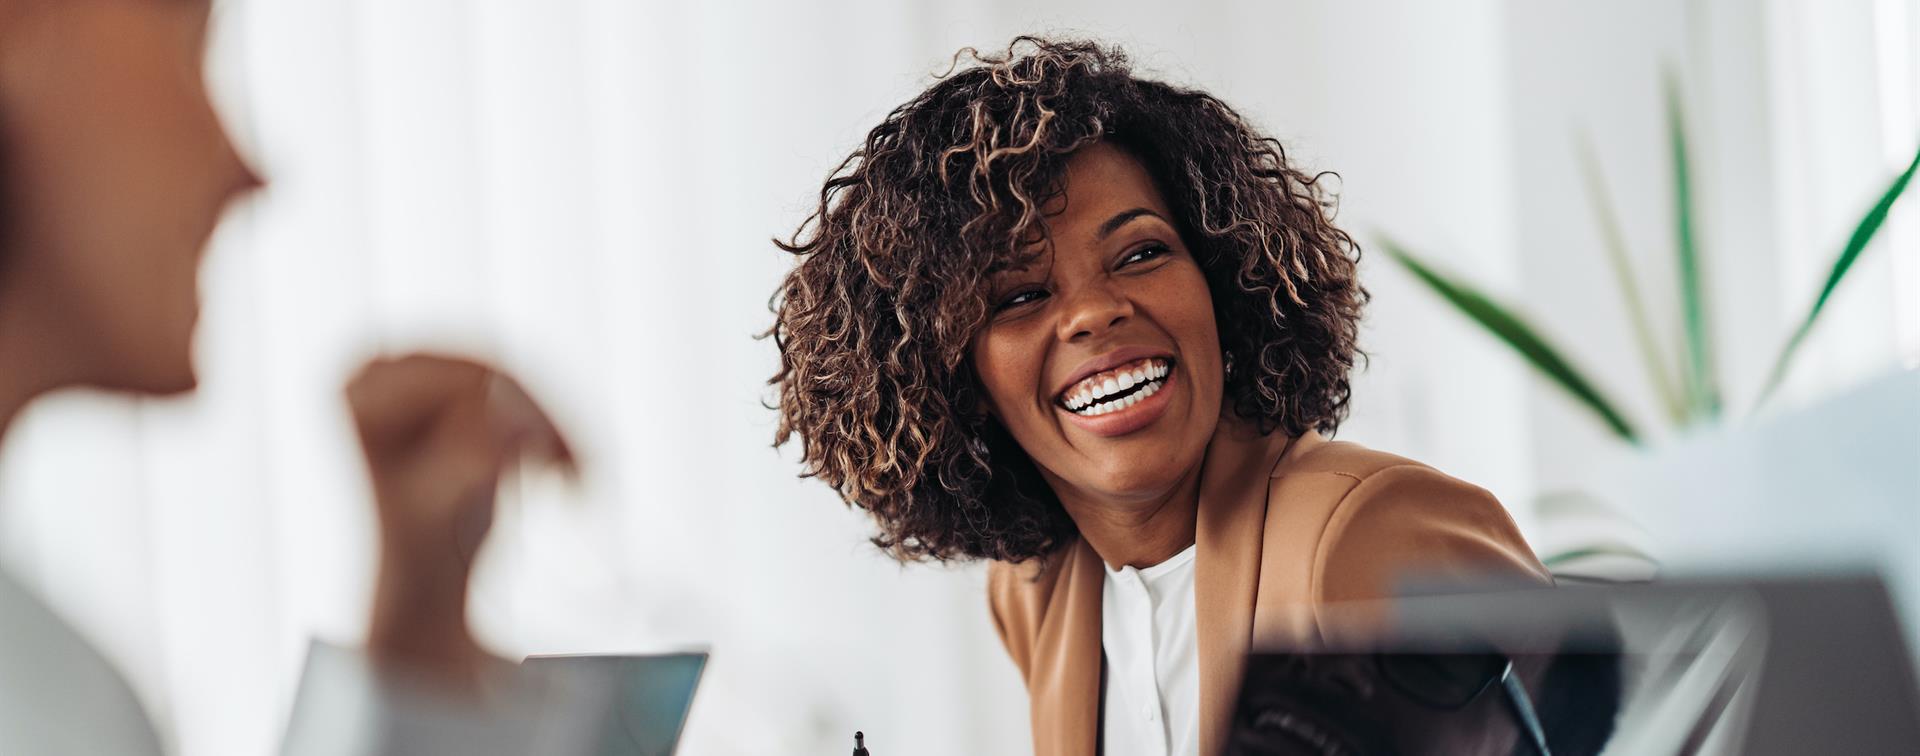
[
  {"xmin": 1379, "ymin": 237, "xmax": 1641, "ymax": 444},
  {"xmin": 1578, "ymin": 130, "xmax": 1687, "ymax": 426},
  {"xmin": 1666, "ymin": 71, "xmax": 1721, "ymax": 422},
  {"xmin": 1539, "ymin": 543, "xmax": 1661, "ymax": 570},
  {"xmin": 1755, "ymin": 139, "xmax": 1920, "ymax": 408}
]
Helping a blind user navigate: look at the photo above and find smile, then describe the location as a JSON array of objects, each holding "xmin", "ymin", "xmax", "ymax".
[{"xmin": 1058, "ymin": 357, "xmax": 1172, "ymax": 416}]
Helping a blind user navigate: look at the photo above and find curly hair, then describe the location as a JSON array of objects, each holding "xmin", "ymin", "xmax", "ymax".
[{"xmin": 769, "ymin": 37, "xmax": 1366, "ymax": 564}]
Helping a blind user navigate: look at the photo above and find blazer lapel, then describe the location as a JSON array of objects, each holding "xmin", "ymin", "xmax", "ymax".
[
  {"xmin": 1192, "ymin": 423, "xmax": 1299, "ymax": 755},
  {"xmin": 1035, "ymin": 537, "xmax": 1104, "ymax": 756}
]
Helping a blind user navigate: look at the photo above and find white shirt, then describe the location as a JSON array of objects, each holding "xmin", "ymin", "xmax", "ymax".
[{"xmin": 1100, "ymin": 543, "xmax": 1200, "ymax": 756}]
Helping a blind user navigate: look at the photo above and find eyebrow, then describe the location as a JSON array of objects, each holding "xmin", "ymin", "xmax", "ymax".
[{"xmin": 1096, "ymin": 208, "xmax": 1164, "ymax": 241}]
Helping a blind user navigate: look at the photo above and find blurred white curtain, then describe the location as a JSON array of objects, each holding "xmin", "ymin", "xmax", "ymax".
[{"xmin": 7, "ymin": 1, "xmax": 1910, "ymax": 755}]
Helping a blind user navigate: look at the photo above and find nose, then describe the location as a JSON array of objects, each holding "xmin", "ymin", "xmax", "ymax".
[
  {"xmin": 1054, "ymin": 280, "xmax": 1132, "ymax": 342},
  {"xmin": 225, "ymin": 137, "xmax": 266, "ymax": 196},
  {"xmin": 237, "ymin": 159, "xmax": 266, "ymax": 194}
]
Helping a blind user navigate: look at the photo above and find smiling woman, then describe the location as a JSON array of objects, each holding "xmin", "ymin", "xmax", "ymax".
[{"xmin": 770, "ymin": 37, "xmax": 1555, "ymax": 756}]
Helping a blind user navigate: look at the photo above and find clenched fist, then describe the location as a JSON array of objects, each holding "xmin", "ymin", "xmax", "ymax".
[{"xmin": 346, "ymin": 354, "xmax": 575, "ymax": 689}]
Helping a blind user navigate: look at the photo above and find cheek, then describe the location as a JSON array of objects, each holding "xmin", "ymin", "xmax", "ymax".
[
  {"xmin": 23, "ymin": 13, "xmax": 233, "ymax": 268},
  {"xmin": 969, "ymin": 328, "xmax": 1043, "ymax": 420},
  {"xmin": 27, "ymin": 104, "xmax": 208, "ymax": 354},
  {"xmin": 1150, "ymin": 265, "xmax": 1224, "ymax": 390},
  {"xmin": 1167, "ymin": 266, "xmax": 1221, "ymax": 341}
]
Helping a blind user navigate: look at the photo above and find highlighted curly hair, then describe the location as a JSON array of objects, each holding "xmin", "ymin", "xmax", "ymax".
[{"xmin": 770, "ymin": 37, "xmax": 1366, "ymax": 564}]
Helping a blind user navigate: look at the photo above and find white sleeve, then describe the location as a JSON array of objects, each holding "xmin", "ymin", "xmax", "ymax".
[{"xmin": 278, "ymin": 641, "xmax": 617, "ymax": 756}]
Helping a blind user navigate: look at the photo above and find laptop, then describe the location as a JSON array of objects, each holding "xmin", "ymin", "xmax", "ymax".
[{"xmin": 522, "ymin": 652, "xmax": 708, "ymax": 756}]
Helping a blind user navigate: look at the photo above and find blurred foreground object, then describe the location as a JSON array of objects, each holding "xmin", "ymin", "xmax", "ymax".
[
  {"xmin": 281, "ymin": 643, "xmax": 615, "ymax": 756},
  {"xmin": 522, "ymin": 653, "xmax": 708, "ymax": 756},
  {"xmin": 1230, "ymin": 575, "xmax": 1920, "ymax": 755}
]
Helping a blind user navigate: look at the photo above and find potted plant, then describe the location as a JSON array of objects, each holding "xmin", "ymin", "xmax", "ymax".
[{"xmin": 1380, "ymin": 73, "xmax": 1920, "ymax": 582}]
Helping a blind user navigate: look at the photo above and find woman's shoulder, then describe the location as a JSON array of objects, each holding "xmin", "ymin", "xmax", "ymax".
[
  {"xmin": 1270, "ymin": 432, "xmax": 1441, "ymax": 483},
  {"xmin": 985, "ymin": 539, "xmax": 1083, "ymax": 609},
  {"xmin": 1267, "ymin": 433, "xmax": 1509, "ymax": 517},
  {"xmin": 1260, "ymin": 434, "xmax": 1550, "ymax": 607},
  {"xmin": 984, "ymin": 540, "xmax": 1098, "ymax": 678}
]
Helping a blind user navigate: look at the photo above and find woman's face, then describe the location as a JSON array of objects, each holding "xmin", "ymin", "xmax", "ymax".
[
  {"xmin": 0, "ymin": 0, "xmax": 258, "ymax": 394},
  {"xmin": 970, "ymin": 142, "xmax": 1224, "ymax": 509}
]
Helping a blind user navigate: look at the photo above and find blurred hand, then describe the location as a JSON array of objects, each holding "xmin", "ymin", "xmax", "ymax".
[{"xmin": 346, "ymin": 354, "xmax": 575, "ymax": 690}]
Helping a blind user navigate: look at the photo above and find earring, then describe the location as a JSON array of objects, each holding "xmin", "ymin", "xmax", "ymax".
[{"xmin": 1223, "ymin": 350, "xmax": 1237, "ymax": 380}]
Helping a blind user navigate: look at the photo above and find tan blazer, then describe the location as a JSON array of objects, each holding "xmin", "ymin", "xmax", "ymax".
[{"xmin": 986, "ymin": 422, "xmax": 1551, "ymax": 756}]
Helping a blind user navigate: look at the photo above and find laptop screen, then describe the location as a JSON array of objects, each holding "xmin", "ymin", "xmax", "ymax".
[{"xmin": 523, "ymin": 652, "xmax": 707, "ymax": 756}]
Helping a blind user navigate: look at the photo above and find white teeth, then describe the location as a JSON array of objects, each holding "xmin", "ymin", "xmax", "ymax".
[{"xmin": 1060, "ymin": 358, "xmax": 1174, "ymax": 414}]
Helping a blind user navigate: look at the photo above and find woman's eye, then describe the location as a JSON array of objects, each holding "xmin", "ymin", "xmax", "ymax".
[
  {"xmin": 1121, "ymin": 244, "xmax": 1170, "ymax": 267},
  {"xmin": 995, "ymin": 289, "xmax": 1048, "ymax": 312}
]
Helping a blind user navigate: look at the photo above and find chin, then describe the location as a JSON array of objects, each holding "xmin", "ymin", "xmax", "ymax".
[
  {"xmin": 117, "ymin": 363, "xmax": 198, "ymax": 396},
  {"xmin": 150, "ymin": 370, "xmax": 199, "ymax": 396},
  {"xmin": 1089, "ymin": 457, "xmax": 1188, "ymax": 497},
  {"xmin": 119, "ymin": 344, "xmax": 199, "ymax": 396},
  {"xmin": 135, "ymin": 321, "xmax": 200, "ymax": 395}
]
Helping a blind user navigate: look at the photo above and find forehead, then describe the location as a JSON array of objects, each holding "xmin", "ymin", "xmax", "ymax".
[
  {"xmin": 1049, "ymin": 142, "xmax": 1173, "ymax": 227},
  {"xmin": 987, "ymin": 142, "xmax": 1172, "ymax": 276}
]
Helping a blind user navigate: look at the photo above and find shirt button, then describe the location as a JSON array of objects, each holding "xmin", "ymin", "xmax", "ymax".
[{"xmin": 1143, "ymin": 704, "xmax": 1156, "ymax": 720}]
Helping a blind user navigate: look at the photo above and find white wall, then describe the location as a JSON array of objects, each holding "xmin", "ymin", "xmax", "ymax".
[{"xmin": 0, "ymin": 2, "xmax": 1911, "ymax": 755}]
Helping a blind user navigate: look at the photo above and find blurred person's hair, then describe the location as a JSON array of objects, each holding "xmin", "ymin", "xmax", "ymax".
[{"xmin": 768, "ymin": 37, "xmax": 1367, "ymax": 563}]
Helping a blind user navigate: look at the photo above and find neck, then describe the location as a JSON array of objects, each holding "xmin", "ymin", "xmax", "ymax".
[{"xmin": 1052, "ymin": 464, "xmax": 1203, "ymax": 571}]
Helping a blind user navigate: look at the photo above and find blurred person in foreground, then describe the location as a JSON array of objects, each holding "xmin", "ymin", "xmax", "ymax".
[
  {"xmin": 770, "ymin": 37, "xmax": 1553, "ymax": 756},
  {"xmin": 0, "ymin": 0, "xmax": 593, "ymax": 752}
]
